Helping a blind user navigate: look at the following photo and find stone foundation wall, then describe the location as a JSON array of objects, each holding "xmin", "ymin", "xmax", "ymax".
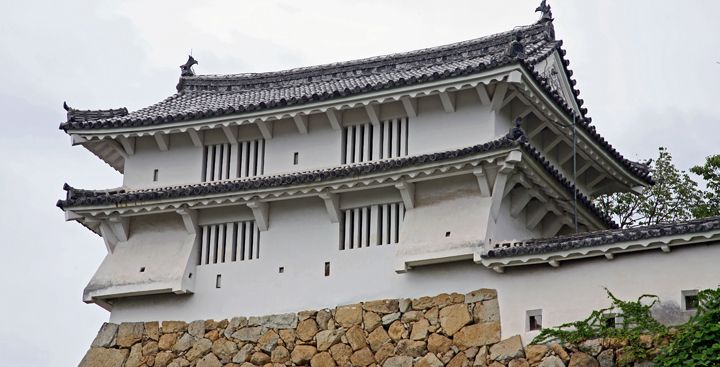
[{"xmin": 79, "ymin": 289, "xmax": 657, "ymax": 367}]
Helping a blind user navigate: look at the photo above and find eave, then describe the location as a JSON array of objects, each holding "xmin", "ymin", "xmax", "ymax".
[
  {"xmin": 59, "ymin": 138, "xmax": 614, "ymax": 232},
  {"xmin": 481, "ymin": 229, "xmax": 720, "ymax": 273}
]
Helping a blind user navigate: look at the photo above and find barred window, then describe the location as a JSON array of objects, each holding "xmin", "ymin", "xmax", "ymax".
[
  {"xmin": 202, "ymin": 139, "xmax": 265, "ymax": 182},
  {"xmin": 341, "ymin": 202, "xmax": 405, "ymax": 250},
  {"xmin": 199, "ymin": 221, "xmax": 260, "ymax": 265},
  {"xmin": 342, "ymin": 118, "xmax": 409, "ymax": 164}
]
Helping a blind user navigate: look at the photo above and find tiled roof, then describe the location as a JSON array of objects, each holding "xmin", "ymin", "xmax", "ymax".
[
  {"xmin": 59, "ymin": 21, "xmax": 556, "ymax": 132},
  {"xmin": 63, "ymin": 102, "xmax": 128, "ymax": 123},
  {"xmin": 57, "ymin": 127, "xmax": 617, "ymax": 229},
  {"xmin": 57, "ymin": 15, "xmax": 651, "ymax": 184},
  {"xmin": 484, "ymin": 216, "xmax": 720, "ymax": 259}
]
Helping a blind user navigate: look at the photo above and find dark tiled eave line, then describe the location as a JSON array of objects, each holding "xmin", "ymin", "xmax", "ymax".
[
  {"xmin": 57, "ymin": 130, "xmax": 617, "ymax": 228},
  {"xmin": 57, "ymin": 20, "xmax": 650, "ymax": 185},
  {"xmin": 483, "ymin": 216, "xmax": 720, "ymax": 259}
]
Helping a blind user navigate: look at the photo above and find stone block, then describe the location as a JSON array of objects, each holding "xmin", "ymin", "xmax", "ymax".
[
  {"xmin": 439, "ymin": 304, "xmax": 472, "ymax": 336},
  {"xmin": 78, "ymin": 347, "xmax": 129, "ymax": 367},
  {"xmin": 490, "ymin": 335, "xmax": 524, "ymax": 362}
]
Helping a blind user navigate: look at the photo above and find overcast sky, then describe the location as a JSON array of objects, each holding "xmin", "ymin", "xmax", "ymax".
[{"xmin": 0, "ymin": 1, "xmax": 718, "ymax": 366}]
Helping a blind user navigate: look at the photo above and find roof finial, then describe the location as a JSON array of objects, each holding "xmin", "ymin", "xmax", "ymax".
[
  {"xmin": 535, "ymin": 0, "xmax": 554, "ymax": 22},
  {"xmin": 504, "ymin": 33, "xmax": 526, "ymax": 60},
  {"xmin": 180, "ymin": 55, "xmax": 198, "ymax": 77},
  {"xmin": 63, "ymin": 101, "xmax": 72, "ymax": 111}
]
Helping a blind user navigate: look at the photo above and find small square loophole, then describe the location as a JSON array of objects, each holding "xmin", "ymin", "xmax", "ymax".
[
  {"xmin": 279, "ymin": 267, "xmax": 285, "ymax": 274},
  {"xmin": 139, "ymin": 267, "xmax": 146, "ymax": 273},
  {"xmin": 445, "ymin": 231, "xmax": 451, "ymax": 237}
]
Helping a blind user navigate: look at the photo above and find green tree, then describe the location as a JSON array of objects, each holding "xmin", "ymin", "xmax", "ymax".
[
  {"xmin": 595, "ymin": 147, "xmax": 701, "ymax": 228},
  {"xmin": 690, "ymin": 154, "xmax": 720, "ymax": 218}
]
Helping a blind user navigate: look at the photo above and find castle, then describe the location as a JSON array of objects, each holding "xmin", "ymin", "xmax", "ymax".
[{"xmin": 58, "ymin": 3, "xmax": 720, "ymax": 344}]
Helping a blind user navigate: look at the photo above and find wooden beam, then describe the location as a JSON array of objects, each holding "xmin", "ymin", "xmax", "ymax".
[
  {"xmin": 116, "ymin": 136, "xmax": 135, "ymax": 155},
  {"xmin": 528, "ymin": 123, "xmax": 547, "ymax": 139},
  {"xmin": 548, "ymin": 260, "xmax": 561, "ymax": 268},
  {"xmin": 105, "ymin": 140, "xmax": 128, "ymax": 159},
  {"xmin": 395, "ymin": 182, "xmax": 416, "ymax": 209},
  {"xmin": 660, "ymin": 245, "xmax": 671, "ymax": 253},
  {"xmin": 500, "ymin": 91, "xmax": 519, "ymax": 109},
  {"xmin": 473, "ymin": 167, "xmax": 492, "ymax": 197},
  {"xmin": 257, "ymin": 121, "xmax": 273, "ymax": 140},
  {"xmin": 490, "ymin": 151, "xmax": 522, "ymax": 220},
  {"xmin": 400, "ymin": 96, "xmax": 418, "ymax": 118},
  {"xmin": 98, "ymin": 221, "xmax": 119, "ymax": 253},
  {"xmin": 221, "ymin": 125, "xmax": 237, "ymax": 143},
  {"xmin": 605, "ymin": 253, "xmax": 615, "ymax": 260},
  {"xmin": 439, "ymin": 91, "xmax": 456, "ymax": 113},
  {"xmin": 492, "ymin": 266, "xmax": 505, "ymax": 274},
  {"xmin": 176, "ymin": 208, "xmax": 198, "ymax": 235},
  {"xmin": 187, "ymin": 129, "xmax": 204, "ymax": 148},
  {"xmin": 510, "ymin": 189, "xmax": 532, "ymax": 218},
  {"xmin": 490, "ymin": 83, "xmax": 509, "ymax": 111},
  {"xmin": 476, "ymin": 84, "xmax": 491, "ymax": 105},
  {"xmin": 587, "ymin": 174, "xmax": 607, "ymax": 191},
  {"xmin": 526, "ymin": 204, "xmax": 549, "ymax": 229},
  {"xmin": 577, "ymin": 161, "xmax": 592, "ymax": 176},
  {"xmin": 319, "ymin": 193, "xmax": 341, "ymax": 223},
  {"xmin": 247, "ymin": 201, "xmax": 269, "ymax": 231},
  {"xmin": 326, "ymin": 109, "xmax": 342, "ymax": 130},
  {"xmin": 503, "ymin": 175, "xmax": 530, "ymax": 199},
  {"xmin": 545, "ymin": 135, "xmax": 564, "ymax": 153},
  {"xmin": 545, "ymin": 217, "xmax": 568, "ymax": 237},
  {"xmin": 154, "ymin": 132, "xmax": 169, "ymax": 151},
  {"xmin": 293, "ymin": 114, "xmax": 309, "ymax": 134},
  {"xmin": 108, "ymin": 216, "xmax": 129, "ymax": 242},
  {"xmin": 365, "ymin": 104, "xmax": 380, "ymax": 124}
]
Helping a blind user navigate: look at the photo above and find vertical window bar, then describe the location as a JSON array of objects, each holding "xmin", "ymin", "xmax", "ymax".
[
  {"xmin": 354, "ymin": 125, "xmax": 363, "ymax": 163},
  {"xmin": 249, "ymin": 140, "xmax": 257, "ymax": 177},
  {"xmin": 224, "ymin": 143, "xmax": 232, "ymax": 179},
  {"xmin": 231, "ymin": 222, "xmax": 238, "ymax": 262},
  {"xmin": 342, "ymin": 210, "xmax": 352, "ymax": 250},
  {"xmin": 259, "ymin": 139, "xmax": 265, "ymax": 175},
  {"xmin": 254, "ymin": 224, "xmax": 261, "ymax": 259},
  {"xmin": 353, "ymin": 207, "xmax": 361, "ymax": 249}
]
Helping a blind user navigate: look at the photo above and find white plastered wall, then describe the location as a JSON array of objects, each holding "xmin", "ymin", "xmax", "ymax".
[
  {"xmin": 84, "ymin": 213, "xmax": 197, "ymax": 302},
  {"xmin": 107, "ymin": 238, "xmax": 720, "ymax": 344}
]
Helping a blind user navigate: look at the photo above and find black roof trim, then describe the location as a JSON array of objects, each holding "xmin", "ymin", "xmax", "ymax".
[
  {"xmin": 57, "ymin": 128, "xmax": 617, "ymax": 228},
  {"xmin": 484, "ymin": 216, "xmax": 720, "ymax": 259}
]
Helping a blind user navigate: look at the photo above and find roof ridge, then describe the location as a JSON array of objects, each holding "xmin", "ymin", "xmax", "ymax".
[{"xmin": 184, "ymin": 22, "xmax": 546, "ymax": 84}]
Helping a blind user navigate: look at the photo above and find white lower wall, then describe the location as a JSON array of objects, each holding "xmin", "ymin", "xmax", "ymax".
[{"xmin": 107, "ymin": 229, "xmax": 720, "ymax": 342}]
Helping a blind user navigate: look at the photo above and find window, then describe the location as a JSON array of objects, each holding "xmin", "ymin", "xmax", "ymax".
[
  {"xmin": 198, "ymin": 221, "xmax": 261, "ymax": 265},
  {"xmin": 526, "ymin": 309, "xmax": 542, "ymax": 331},
  {"xmin": 202, "ymin": 139, "xmax": 265, "ymax": 182},
  {"xmin": 682, "ymin": 290, "xmax": 699, "ymax": 311},
  {"xmin": 342, "ymin": 118, "xmax": 409, "ymax": 164},
  {"xmin": 215, "ymin": 274, "xmax": 222, "ymax": 288},
  {"xmin": 324, "ymin": 262, "xmax": 331, "ymax": 277},
  {"xmin": 237, "ymin": 139, "xmax": 265, "ymax": 178},
  {"xmin": 341, "ymin": 202, "xmax": 405, "ymax": 250}
]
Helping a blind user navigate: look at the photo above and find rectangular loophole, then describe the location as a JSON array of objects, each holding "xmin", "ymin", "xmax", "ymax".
[
  {"xmin": 682, "ymin": 290, "xmax": 699, "ymax": 311},
  {"xmin": 526, "ymin": 309, "xmax": 542, "ymax": 331},
  {"xmin": 215, "ymin": 274, "xmax": 222, "ymax": 288},
  {"xmin": 152, "ymin": 169, "xmax": 159, "ymax": 182},
  {"xmin": 293, "ymin": 152, "xmax": 299, "ymax": 165},
  {"xmin": 324, "ymin": 262, "xmax": 330, "ymax": 277}
]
